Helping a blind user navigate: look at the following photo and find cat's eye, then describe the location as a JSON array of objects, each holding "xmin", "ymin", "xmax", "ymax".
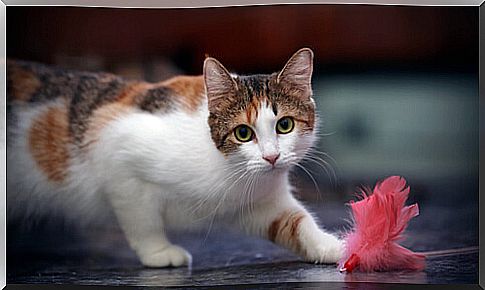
[
  {"xmin": 276, "ymin": 117, "xmax": 294, "ymax": 134},
  {"xmin": 234, "ymin": 125, "xmax": 254, "ymax": 142}
]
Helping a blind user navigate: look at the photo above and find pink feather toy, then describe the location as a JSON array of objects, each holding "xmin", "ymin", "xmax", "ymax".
[{"xmin": 338, "ymin": 175, "xmax": 426, "ymax": 273}]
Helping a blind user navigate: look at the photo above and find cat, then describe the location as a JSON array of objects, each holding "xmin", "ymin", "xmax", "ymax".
[{"xmin": 6, "ymin": 48, "xmax": 343, "ymax": 268}]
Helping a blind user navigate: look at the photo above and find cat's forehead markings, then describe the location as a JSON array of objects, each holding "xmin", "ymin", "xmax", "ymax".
[
  {"xmin": 240, "ymin": 75, "xmax": 271, "ymax": 97},
  {"xmin": 245, "ymin": 96, "xmax": 262, "ymax": 124},
  {"xmin": 236, "ymin": 74, "xmax": 275, "ymax": 125},
  {"xmin": 255, "ymin": 100, "xmax": 277, "ymax": 130}
]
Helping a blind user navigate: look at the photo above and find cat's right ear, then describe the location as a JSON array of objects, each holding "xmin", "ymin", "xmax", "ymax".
[{"xmin": 203, "ymin": 57, "xmax": 238, "ymax": 110}]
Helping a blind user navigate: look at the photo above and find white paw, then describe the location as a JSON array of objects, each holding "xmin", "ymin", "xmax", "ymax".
[
  {"xmin": 304, "ymin": 231, "xmax": 344, "ymax": 264},
  {"xmin": 139, "ymin": 245, "xmax": 192, "ymax": 268}
]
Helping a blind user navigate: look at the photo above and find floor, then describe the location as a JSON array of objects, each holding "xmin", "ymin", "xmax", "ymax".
[{"xmin": 7, "ymin": 194, "xmax": 479, "ymax": 287}]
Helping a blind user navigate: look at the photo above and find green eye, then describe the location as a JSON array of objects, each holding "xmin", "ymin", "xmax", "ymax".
[
  {"xmin": 234, "ymin": 125, "xmax": 254, "ymax": 142},
  {"xmin": 276, "ymin": 117, "xmax": 294, "ymax": 134}
]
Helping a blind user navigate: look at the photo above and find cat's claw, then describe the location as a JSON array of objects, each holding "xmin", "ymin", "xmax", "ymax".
[{"xmin": 139, "ymin": 245, "xmax": 192, "ymax": 268}]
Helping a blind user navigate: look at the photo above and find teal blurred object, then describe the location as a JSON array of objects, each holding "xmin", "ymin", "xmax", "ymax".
[{"xmin": 312, "ymin": 72, "xmax": 478, "ymax": 182}]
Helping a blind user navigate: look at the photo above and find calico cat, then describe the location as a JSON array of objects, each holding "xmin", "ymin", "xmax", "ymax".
[{"xmin": 7, "ymin": 48, "xmax": 343, "ymax": 268}]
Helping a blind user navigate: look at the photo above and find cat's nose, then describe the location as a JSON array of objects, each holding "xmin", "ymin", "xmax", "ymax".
[{"xmin": 263, "ymin": 153, "xmax": 280, "ymax": 166}]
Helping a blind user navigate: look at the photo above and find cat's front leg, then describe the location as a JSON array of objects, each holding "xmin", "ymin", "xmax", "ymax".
[
  {"xmin": 244, "ymin": 193, "xmax": 343, "ymax": 264},
  {"xmin": 106, "ymin": 181, "xmax": 192, "ymax": 268}
]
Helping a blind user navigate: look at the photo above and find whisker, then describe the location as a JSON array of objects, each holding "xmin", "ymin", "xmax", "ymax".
[
  {"xmin": 299, "ymin": 158, "xmax": 331, "ymax": 196},
  {"xmin": 301, "ymin": 154, "xmax": 337, "ymax": 187},
  {"xmin": 202, "ymin": 183, "xmax": 230, "ymax": 243},
  {"xmin": 291, "ymin": 162, "xmax": 323, "ymax": 202},
  {"xmin": 308, "ymin": 148, "xmax": 340, "ymax": 171},
  {"xmin": 193, "ymin": 167, "xmax": 251, "ymax": 228},
  {"xmin": 238, "ymin": 171, "xmax": 252, "ymax": 223},
  {"xmin": 188, "ymin": 165, "xmax": 247, "ymax": 217},
  {"xmin": 243, "ymin": 174, "xmax": 253, "ymax": 220},
  {"xmin": 247, "ymin": 171, "xmax": 260, "ymax": 218},
  {"xmin": 314, "ymin": 131, "xmax": 337, "ymax": 137},
  {"xmin": 302, "ymin": 148, "xmax": 340, "ymax": 188}
]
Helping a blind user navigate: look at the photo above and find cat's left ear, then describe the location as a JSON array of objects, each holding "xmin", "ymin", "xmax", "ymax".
[{"xmin": 277, "ymin": 48, "xmax": 314, "ymax": 99}]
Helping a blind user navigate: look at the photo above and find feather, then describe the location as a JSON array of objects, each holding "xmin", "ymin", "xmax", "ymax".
[{"xmin": 339, "ymin": 176, "xmax": 426, "ymax": 273}]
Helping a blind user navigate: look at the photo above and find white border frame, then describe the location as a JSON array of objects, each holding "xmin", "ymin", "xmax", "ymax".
[{"xmin": 0, "ymin": 1, "xmax": 481, "ymax": 289}]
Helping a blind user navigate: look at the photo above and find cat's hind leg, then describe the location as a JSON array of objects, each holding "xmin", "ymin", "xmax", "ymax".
[{"xmin": 106, "ymin": 180, "xmax": 191, "ymax": 268}]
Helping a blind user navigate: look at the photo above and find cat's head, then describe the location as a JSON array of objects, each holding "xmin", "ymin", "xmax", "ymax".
[{"xmin": 204, "ymin": 48, "xmax": 317, "ymax": 173}]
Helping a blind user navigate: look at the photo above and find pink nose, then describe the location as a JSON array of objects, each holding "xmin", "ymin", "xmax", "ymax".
[{"xmin": 263, "ymin": 153, "xmax": 280, "ymax": 166}]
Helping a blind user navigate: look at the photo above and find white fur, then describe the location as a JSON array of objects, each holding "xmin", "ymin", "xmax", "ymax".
[{"xmin": 7, "ymin": 96, "xmax": 343, "ymax": 267}]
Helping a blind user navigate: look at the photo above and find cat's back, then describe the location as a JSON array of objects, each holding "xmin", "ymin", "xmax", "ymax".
[
  {"xmin": 7, "ymin": 59, "xmax": 126, "ymax": 104},
  {"xmin": 7, "ymin": 58, "xmax": 207, "ymax": 117},
  {"xmin": 7, "ymin": 59, "xmax": 209, "ymax": 223},
  {"xmin": 7, "ymin": 59, "xmax": 208, "ymax": 149}
]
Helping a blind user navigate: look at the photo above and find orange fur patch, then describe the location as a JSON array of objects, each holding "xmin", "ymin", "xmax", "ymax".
[
  {"xmin": 162, "ymin": 76, "xmax": 205, "ymax": 112},
  {"xmin": 268, "ymin": 210, "xmax": 306, "ymax": 254},
  {"xmin": 81, "ymin": 103, "xmax": 132, "ymax": 149},
  {"xmin": 116, "ymin": 81, "xmax": 154, "ymax": 105},
  {"xmin": 245, "ymin": 97, "xmax": 261, "ymax": 124},
  {"xmin": 9, "ymin": 64, "xmax": 41, "ymax": 102},
  {"xmin": 80, "ymin": 81, "xmax": 152, "ymax": 149},
  {"xmin": 29, "ymin": 105, "xmax": 70, "ymax": 183}
]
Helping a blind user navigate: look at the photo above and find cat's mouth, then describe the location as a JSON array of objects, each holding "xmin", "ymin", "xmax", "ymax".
[{"xmin": 258, "ymin": 162, "xmax": 291, "ymax": 173}]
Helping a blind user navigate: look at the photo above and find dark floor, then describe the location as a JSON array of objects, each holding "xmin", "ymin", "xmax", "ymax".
[{"xmin": 7, "ymin": 190, "xmax": 479, "ymax": 287}]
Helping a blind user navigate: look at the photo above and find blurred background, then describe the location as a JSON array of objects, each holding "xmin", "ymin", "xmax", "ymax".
[
  {"xmin": 6, "ymin": 5, "xmax": 479, "ymax": 285},
  {"xmin": 8, "ymin": 5, "xmax": 478, "ymax": 204}
]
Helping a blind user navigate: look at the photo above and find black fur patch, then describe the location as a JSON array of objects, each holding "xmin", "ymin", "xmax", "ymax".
[
  {"xmin": 7, "ymin": 60, "xmax": 178, "ymax": 146},
  {"xmin": 138, "ymin": 87, "xmax": 175, "ymax": 113},
  {"xmin": 68, "ymin": 74, "xmax": 125, "ymax": 144}
]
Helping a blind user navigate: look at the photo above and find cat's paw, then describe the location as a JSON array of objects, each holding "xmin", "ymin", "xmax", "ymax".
[
  {"xmin": 139, "ymin": 245, "xmax": 192, "ymax": 268},
  {"xmin": 303, "ymin": 231, "xmax": 344, "ymax": 264}
]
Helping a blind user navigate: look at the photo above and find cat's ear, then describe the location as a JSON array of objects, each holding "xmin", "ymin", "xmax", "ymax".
[
  {"xmin": 277, "ymin": 48, "xmax": 314, "ymax": 98},
  {"xmin": 203, "ymin": 57, "xmax": 238, "ymax": 110}
]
